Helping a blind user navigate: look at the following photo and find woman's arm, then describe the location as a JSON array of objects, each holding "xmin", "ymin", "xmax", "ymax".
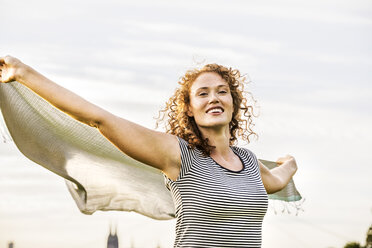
[
  {"xmin": 0, "ymin": 56, "xmax": 180, "ymax": 174},
  {"xmin": 259, "ymin": 155, "xmax": 297, "ymax": 194}
]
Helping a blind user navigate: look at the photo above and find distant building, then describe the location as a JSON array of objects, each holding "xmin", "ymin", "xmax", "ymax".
[
  {"xmin": 107, "ymin": 224, "xmax": 119, "ymax": 248},
  {"xmin": 366, "ymin": 225, "xmax": 372, "ymax": 248}
]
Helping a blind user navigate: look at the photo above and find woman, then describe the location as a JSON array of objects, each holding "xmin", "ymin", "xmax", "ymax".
[{"xmin": 0, "ymin": 55, "xmax": 297, "ymax": 247}]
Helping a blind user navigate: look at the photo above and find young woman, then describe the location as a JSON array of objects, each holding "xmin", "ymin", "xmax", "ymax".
[{"xmin": 0, "ymin": 55, "xmax": 297, "ymax": 247}]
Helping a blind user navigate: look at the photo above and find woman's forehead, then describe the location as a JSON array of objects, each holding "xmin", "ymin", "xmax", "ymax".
[{"xmin": 191, "ymin": 72, "xmax": 228, "ymax": 90}]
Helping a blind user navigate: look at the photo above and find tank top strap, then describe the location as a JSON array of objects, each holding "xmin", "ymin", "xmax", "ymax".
[
  {"xmin": 176, "ymin": 137, "xmax": 199, "ymax": 180},
  {"xmin": 232, "ymin": 146, "xmax": 260, "ymax": 174}
]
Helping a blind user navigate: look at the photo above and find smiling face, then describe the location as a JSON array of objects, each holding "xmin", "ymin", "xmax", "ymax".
[
  {"xmin": 188, "ymin": 72, "xmax": 234, "ymax": 130},
  {"xmin": 156, "ymin": 63, "xmax": 257, "ymax": 155}
]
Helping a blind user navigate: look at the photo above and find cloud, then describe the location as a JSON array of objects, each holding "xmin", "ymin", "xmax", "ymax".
[{"xmin": 1, "ymin": 0, "xmax": 371, "ymax": 247}]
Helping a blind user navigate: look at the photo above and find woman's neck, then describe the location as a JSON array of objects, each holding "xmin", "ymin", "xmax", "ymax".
[{"xmin": 199, "ymin": 126, "xmax": 232, "ymax": 157}]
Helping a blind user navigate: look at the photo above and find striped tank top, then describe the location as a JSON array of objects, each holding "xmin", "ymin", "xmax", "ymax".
[{"xmin": 164, "ymin": 137, "xmax": 268, "ymax": 248}]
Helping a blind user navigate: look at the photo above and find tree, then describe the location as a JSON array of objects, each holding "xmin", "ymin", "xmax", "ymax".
[{"xmin": 344, "ymin": 242, "xmax": 362, "ymax": 248}]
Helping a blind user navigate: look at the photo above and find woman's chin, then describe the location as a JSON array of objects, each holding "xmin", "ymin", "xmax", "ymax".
[{"xmin": 198, "ymin": 121, "xmax": 230, "ymax": 130}]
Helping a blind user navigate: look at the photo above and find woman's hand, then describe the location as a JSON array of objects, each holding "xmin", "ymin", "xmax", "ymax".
[
  {"xmin": 259, "ymin": 155, "xmax": 298, "ymax": 193},
  {"xmin": 0, "ymin": 55, "xmax": 25, "ymax": 83},
  {"xmin": 277, "ymin": 155, "xmax": 298, "ymax": 173}
]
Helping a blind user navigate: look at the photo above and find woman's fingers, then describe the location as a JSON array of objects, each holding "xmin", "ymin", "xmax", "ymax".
[
  {"xmin": 0, "ymin": 55, "xmax": 20, "ymax": 83},
  {"xmin": 0, "ymin": 56, "xmax": 7, "ymax": 83},
  {"xmin": 276, "ymin": 154, "xmax": 294, "ymax": 165},
  {"xmin": 0, "ymin": 56, "xmax": 12, "ymax": 67},
  {"xmin": 0, "ymin": 58, "xmax": 5, "ymax": 83}
]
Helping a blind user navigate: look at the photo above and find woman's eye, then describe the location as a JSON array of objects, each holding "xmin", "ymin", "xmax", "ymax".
[
  {"xmin": 219, "ymin": 90, "xmax": 227, "ymax": 94},
  {"xmin": 199, "ymin": 92, "xmax": 208, "ymax": 96}
]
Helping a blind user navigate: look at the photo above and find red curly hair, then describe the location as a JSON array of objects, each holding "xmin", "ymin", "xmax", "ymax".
[{"xmin": 156, "ymin": 64, "xmax": 258, "ymax": 155}]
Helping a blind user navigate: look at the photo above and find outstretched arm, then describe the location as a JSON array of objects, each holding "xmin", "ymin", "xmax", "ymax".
[
  {"xmin": 259, "ymin": 155, "xmax": 297, "ymax": 194},
  {"xmin": 0, "ymin": 56, "xmax": 180, "ymax": 175}
]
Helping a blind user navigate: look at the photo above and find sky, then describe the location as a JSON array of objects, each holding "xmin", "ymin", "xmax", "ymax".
[{"xmin": 0, "ymin": 0, "xmax": 372, "ymax": 247}]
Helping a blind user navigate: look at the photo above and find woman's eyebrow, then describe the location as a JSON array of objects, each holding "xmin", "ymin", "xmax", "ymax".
[
  {"xmin": 196, "ymin": 84, "xmax": 228, "ymax": 90},
  {"xmin": 196, "ymin": 87, "xmax": 209, "ymax": 90}
]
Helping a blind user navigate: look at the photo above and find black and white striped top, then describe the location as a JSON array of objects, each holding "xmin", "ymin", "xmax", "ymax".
[{"xmin": 164, "ymin": 137, "xmax": 268, "ymax": 248}]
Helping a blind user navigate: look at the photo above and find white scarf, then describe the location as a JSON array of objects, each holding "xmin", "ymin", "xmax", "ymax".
[{"xmin": 0, "ymin": 82, "xmax": 302, "ymax": 220}]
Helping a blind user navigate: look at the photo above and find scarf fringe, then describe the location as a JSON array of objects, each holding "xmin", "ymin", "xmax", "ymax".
[{"xmin": 269, "ymin": 197, "xmax": 306, "ymax": 216}]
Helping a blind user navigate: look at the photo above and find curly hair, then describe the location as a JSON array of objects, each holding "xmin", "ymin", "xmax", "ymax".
[{"xmin": 156, "ymin": 64, "xmax": 258, "ymax": 155}]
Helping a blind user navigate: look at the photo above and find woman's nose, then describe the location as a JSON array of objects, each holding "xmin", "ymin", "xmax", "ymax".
[{"xmin": 208, "ymin": 92, "xmax": 220, "ymax": 103}]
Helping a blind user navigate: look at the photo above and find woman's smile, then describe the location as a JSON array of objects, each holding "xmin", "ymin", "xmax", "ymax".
[{"xmin": 206, "ymin": 106, "xmax": 224, "ymax": 114}]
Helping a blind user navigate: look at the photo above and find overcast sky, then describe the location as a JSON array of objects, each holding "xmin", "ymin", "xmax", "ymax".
[{"xmin": 1, "ymin": 0, "xmax": 372, "ymax": 247}]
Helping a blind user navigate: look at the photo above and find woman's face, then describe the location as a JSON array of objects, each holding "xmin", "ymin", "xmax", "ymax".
[{"xmin": 187, "ymin": 72, "xmax": 234, "ymax": 130}]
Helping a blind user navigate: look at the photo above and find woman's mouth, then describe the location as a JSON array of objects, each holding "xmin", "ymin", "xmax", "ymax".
[{"xmin": 206, "ymin": 107, "xmax": 224, "ymax": 114}]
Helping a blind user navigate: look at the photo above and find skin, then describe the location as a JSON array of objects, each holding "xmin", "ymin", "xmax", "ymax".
[{"xmin": 0, "ymin": 55, "xmax": 297, "ymax": 193}]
